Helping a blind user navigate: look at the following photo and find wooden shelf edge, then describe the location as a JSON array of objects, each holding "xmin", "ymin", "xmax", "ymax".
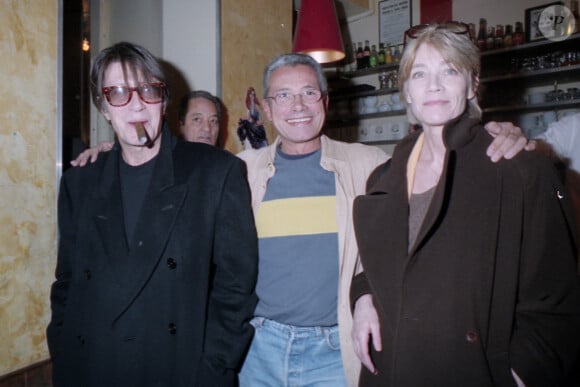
[
  {"xmin": 479, "ymin": 33, "xmax": 580, "ymax": 57},
  {"xmin": 481, "ymin": 64, "xmax": 580, "ymax": 83},
  {"xmin": 330, "ymin": 87, "xmax": 399, "ymax": 100},
  {"xmin": 482, "ymin": 99, "xmax": 580, "ymax": 113}
]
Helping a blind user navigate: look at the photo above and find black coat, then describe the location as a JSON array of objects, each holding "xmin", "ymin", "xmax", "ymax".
[
  {"xmin": 47, "ymin": 129, "xmax": 258, "ymax": 387},
  {"xmin": 351, "ymin": 116, "xmax": 580, "ymax": 387}
]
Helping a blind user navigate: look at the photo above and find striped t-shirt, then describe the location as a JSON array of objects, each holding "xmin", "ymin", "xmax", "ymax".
[{"xmin": 254, "ymin": 147, "xmax": 339, "ymax": 327}]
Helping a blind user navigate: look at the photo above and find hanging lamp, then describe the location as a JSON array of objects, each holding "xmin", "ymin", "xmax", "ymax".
[{"xmin": 292, "ymin": 0, "xmax": 345, "ymax": 64}]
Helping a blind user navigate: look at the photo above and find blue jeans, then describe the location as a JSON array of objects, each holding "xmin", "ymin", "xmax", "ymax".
[{"xmin": 239, "ymin": 317, "xmax": 347, "ymax": 387}]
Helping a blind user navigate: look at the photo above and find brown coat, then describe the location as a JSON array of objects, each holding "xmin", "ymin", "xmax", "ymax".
[{"xmin": 351, "ymin": 116, "xmax": 580, "ymax": 387}]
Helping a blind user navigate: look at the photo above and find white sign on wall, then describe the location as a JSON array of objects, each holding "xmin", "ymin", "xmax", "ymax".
[{"xmin": 379, "ymin": 0, "xmax": 412, "ymax": 45}]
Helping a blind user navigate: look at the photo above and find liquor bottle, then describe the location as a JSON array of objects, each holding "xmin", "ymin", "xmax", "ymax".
[
  {"xmin": 385, "ymin": 44, "xmax": 393, "ymax": 64},
  {"xmin": 513, "ymin": 22, "xmax": 524, "ymax": 45},
  {"xmin": 363, "ymin": 40, "xmax": 371, "ymax": 68},
  {"xmin": 503, "ymin": 24, "xmax": 513, "ymax": 47},
  {"xmin": 349, "ymin": 43, "xmax": 358, "ymax": 72},
  {"xmin": 378, "ymin": 43, "xmax": 386, "ymax": 65},
  {"xmin": 476, "ymin": 18, "xmax": 487, "ymax": 51},
  {"xmin": 369, "ymin": 44, "xmax": 378, "ymax": 68},
  {"xmin": 494, "ymin": 25, "xmax": 504, "ymax": 49},
  {"xmin": 393, "ymin": 44, "xmax": 401, "ymax": 63},
  {"xmin": 342, "ymin": 44, "xmax": 352, "ymax": 72},
  {"xmin": 486, "ymin": 26, "xmax": 495, "ymax": 50},
  {"xmin": 356, "ymin": 42, "xmax": 364, "ymax": 70}
]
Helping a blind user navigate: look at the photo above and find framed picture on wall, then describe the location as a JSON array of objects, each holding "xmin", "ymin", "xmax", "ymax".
[
  {"xmin": 379, "ymin": 0, "xmax": 412, "ymax": 46},
  {"xmin": 525, "ymin": 1, "xmax": 564, "ymax": 42}
]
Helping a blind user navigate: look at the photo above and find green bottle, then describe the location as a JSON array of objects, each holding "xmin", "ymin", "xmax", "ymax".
[
  {"xmin": 369, "ymin": 44, "xmax": 378, "ymax": 68},
  {"xmin": 378, "ymin": 43, "xmax": 386, "ymax": 65}
]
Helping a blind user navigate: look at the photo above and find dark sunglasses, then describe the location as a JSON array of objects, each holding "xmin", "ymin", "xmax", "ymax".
[{"xmin": 404, "ymin": 21, "xmax": 471, "ymax": 46}]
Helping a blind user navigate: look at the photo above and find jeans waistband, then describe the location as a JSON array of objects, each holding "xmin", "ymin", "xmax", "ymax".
[{"xmin": 252, "ymin": 317, "xmax": 338, "ymax": 337}]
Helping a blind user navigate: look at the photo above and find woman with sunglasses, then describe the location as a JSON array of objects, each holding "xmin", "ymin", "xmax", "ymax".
[
  {"xmin": 350, "ymin": 23, "xmax": 580, "ymax": 387},
  {"xmin": 47, "ymin": 42, "xmax": 259, "ymax": 386}
]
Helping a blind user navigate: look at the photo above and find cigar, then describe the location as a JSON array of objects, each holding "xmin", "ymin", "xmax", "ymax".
[{"xmin": 135, "ymin": 122, "xmax": 152, "ymax": 146}]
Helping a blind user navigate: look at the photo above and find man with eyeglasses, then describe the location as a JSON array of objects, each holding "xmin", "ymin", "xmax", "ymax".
[
  {"xmin": 236, "ymin": 53, "xmax": 532, "ymax": 387},
  {"xmin": 47, "ymin": 42, "xmax": 258, "ymax": 387}
]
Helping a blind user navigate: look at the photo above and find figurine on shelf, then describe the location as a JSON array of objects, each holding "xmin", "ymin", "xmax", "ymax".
[{"xmin": 237, "ymin": 86, "xmax": 268, "ymax": 149}]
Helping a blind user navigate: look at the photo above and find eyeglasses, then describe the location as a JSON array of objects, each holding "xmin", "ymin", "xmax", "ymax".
[
  {"xmin": 404, "ymin": 21, "xmax": 471, "ymax": 46},
  {"xmin": 102, "ymin": 82, "xmax": 166, "ymax": 107},
  {"xmin": 266, "ymin": 89, "xmax": 324, "ymax": 107}
]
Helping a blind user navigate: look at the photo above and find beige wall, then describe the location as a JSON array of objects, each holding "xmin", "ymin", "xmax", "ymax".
[
  {"xmin": 0, "ymin": 0, "xmax": 58, "ymax": 375},
  {"xmin": 220, "ymin": 0, "xmax": 292, "ymax": 153}
]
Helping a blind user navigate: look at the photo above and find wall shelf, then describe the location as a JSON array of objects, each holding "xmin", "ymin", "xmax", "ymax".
[
  {"xmin": 483, "ymin": 99, "xmax": 580, "ymax": 114},
  {"xmin": 480, "ymin": 64, "xmax": 580, "ymax": 85},
  {"xmin": 480, "ymin": 33, "xmax": 580, "ymax": 125},
  {"xmin": 330, "ymin": 87, "xmax": 399, "ymax": 101}
]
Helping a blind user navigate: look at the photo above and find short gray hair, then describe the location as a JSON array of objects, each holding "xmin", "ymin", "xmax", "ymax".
[{"xmin": 262, "ymin": 53, "xmax": 328, "ymax": 98}]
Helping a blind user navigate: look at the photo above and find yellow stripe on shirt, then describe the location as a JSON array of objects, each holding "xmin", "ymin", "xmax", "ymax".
[{"xmin": 256, "ymin": 196, "xmax": 337, "ymax": 238}]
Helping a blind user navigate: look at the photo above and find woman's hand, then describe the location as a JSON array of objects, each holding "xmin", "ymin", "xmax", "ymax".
[
  {"xmin": 70, "ymin": 141, "xmax": 114, "ymax": 167},
  {"xmin": 484, "ymin": 121, "xmax": 535, "ymax": 162},
  {"xmin": 352, "ymin": 294, "xmax": 382, "ymax": 374}
]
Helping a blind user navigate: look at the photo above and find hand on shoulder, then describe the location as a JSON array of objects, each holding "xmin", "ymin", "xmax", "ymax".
[{"xmin": 70, "ymin": 141, "xmax": 114, "ymax": 167}]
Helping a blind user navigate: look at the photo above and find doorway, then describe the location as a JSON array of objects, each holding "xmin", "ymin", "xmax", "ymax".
[{"xmin": 62, "ymin": 0, "xmax": 91, "ymax": 171}]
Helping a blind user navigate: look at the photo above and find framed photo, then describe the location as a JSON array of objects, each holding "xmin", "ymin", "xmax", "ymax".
[
  {"xmin": 525, "ymin": 1, "xmax": 564, "ymax": 42},
  {"xmin": 379, "ymin": 0, "xmax": 412, "ymax": 46}
]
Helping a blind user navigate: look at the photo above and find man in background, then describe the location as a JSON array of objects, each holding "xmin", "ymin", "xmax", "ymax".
[{"xmin": 177, "ymin": 90, "xmax": 224, "ymax": 146}]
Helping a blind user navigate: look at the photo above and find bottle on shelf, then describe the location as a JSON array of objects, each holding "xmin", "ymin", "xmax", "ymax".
[
  {"xmin": 378, "ymin": 43, "xmax": 386, "ymax": 66},
  {"xmin": 486, "ymin": 26, "xmax": 495, "ymax": 50},
  {"xmin": 503, "ymin": 24, "xmax": 513, "ymax": 47},
  {"xmin": 369, "ymin": 44, "xmax": 378, "ymax": 68},
  {"xmin": 349, "ymin": 43, "xmax": 357, "ymax": 72},
  {"xmin": 356, "ymin": 41, "xmax": 364, "ymax": 70},
  {"xmin": 363, "ymin": 40, "xmax": 371, "ymax": 69},
  {"xmin": 513, "ymin": 22, "xmax": 524, "ymax": 45},
  {"xmin": 494, "ymin": 25, "xmax": 504, "ymax": 49},
  {"xmin": 393, "ymin": 44, "xmax": 401, "ymax": 63},
  {"xmin": 477, "ymin": 18, "xmax": 487, "ymax": 51},
  {"xmin": 342, "ymin": 43, "xmax": 352, "ymax": 72},
  {"xmin": 385, "ymin": 44, "xmax": 393, "ymax": 64}
]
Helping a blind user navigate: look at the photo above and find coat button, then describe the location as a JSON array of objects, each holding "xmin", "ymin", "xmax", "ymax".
[
  {"xmin": 167, "ymin": 258, "xmax": 177, "ymax": 269},
  {"xmin": 85, "ymin": 269, "xmax": 91, "ymax": 280},
  {"xmin": 465, "ymin": 331, "xmax": 479, "ymax": 343},
  {"xmin": 168, "ymin": 323, "xmax": 177, "ymax": 335}
]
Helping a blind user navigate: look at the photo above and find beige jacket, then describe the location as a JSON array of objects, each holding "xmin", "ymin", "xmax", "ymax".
[{"xmin": 238, "ymin": 134, "xmax": 389, "ymax": 386}]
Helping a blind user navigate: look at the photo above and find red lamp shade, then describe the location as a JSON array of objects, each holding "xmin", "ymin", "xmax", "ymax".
[{"xmin": 293, "ymin": 0, "xmax": 345, "ymax": 64}]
